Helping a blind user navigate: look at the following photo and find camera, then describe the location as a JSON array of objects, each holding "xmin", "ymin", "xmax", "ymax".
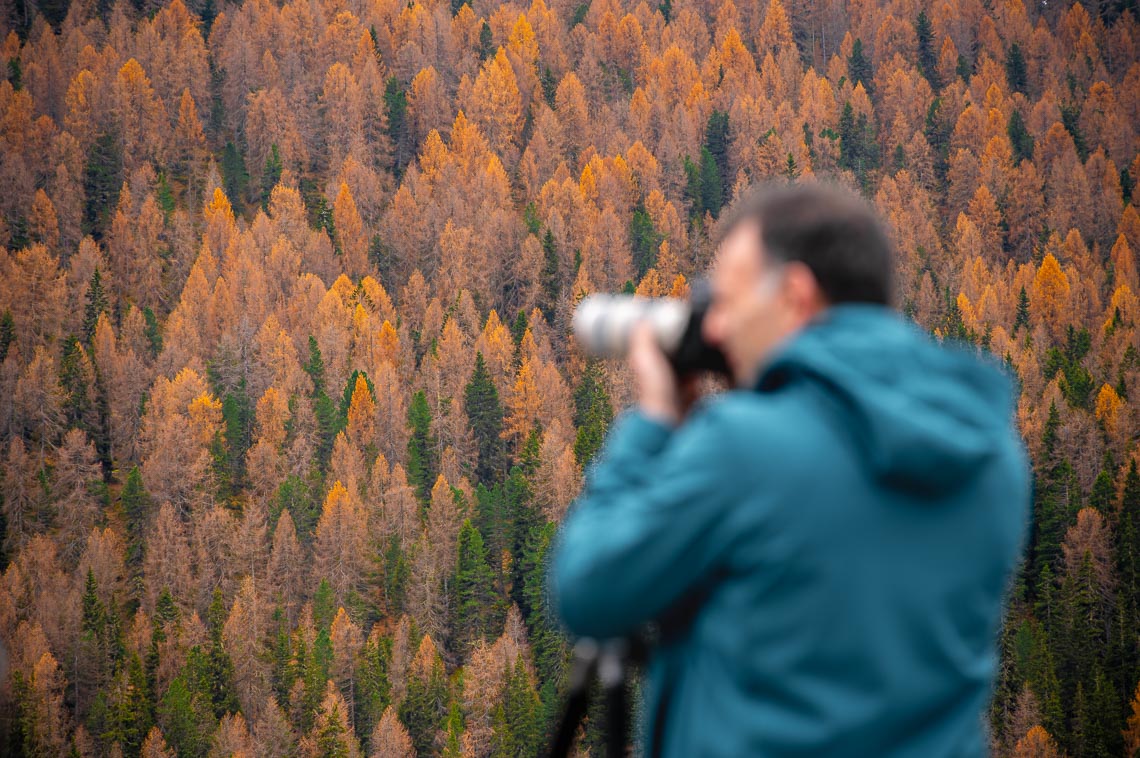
[{"xmin": 572, "ymin": 279, "xmax": 729, "ymax": 375}]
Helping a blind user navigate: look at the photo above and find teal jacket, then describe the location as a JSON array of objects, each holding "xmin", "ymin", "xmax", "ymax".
[{"xmin": 549, "ymin": 304, "xmax": 1031, "ymax": 757}]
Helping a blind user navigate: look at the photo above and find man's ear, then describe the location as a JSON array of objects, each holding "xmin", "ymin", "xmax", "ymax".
[{"xmin": 784, "ymin": 261, "xmax": 827, "ymax": 318}]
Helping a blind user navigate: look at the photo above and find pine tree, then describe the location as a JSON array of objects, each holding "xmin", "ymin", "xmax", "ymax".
[
  {"xmin": 261, "ymin": 144, "xmax": 282, "ymax": 209},
  {"xmin": 454, "ymin": 519, "xmax": 505, "ymax": 652},
  {"xmin": 573, "ymin": 362, "xmax": 613, "ymax": 467},
  {"xmin": 59, "ymin": 335, "xmax": 93, "ymax": 429},
  {"xmin": 1008, "ymin": 111, "xmax": 1034, "ymax": 164},
  {"xmin": 398, "ymin": 644, "xmax": 448, "ymax": 755},
  {"xmin": 466, "ymin": 353, "xmax": 506, "ymax": 486},
  {"xmin": 83, "ymin": 131, "xmax": 123, "ymax": 241},
  {"xmin": 914, "ymin": 12, "xmax": 940, "ymax": 89},
  {"xmin": 204, "ymin": 588, "xmax": 240, "ymax": 719},
  {"xmin": 407, "ymin": 390, "xmax": 438, "ymax": 505},
  {"xmin": 508, "ymin": 657, "xmax": 541, "ymax": 756},
  {"xmin": 121, "ymin": 466, "xmax": 151, "ymax": 577},
  {"xmin": 221, "ymin": 141, "xmax": 249, "ymax": 206},
  {"xmin": 0, "ymin": 309, "xmax": 14, "ymax": 362},
  {"xmin": 630, "ymin": 201, "xmax": 662, "ymax": 278},
  {"xmin": 847, "ymin": 39, "xmax": 873, "ymax": 92},
  {"xmin": 82, "ymin": 268, "xmax": 108, "ymax": 347},
  {"xmin": 355, "ymin": 632, "xmax": 391, "ymax": 740},
  {"xmin": 540, "ymin": 229, "xmax": 560, "ymax": 319},
  {"xmin": 305, "ymin": 336, "xmax": 342, "ymax": 469},
  {"xmin": 1005, "ymin": 43, "xmax": 1028, "ymax": 95},
  {"xmin": 157, "ymin": 664, "xmax": 216, "ymax": 758}
]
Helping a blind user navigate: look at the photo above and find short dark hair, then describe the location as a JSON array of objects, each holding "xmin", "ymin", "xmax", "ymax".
[{"xmin": 713, "ymin": 181, "xmax": 894, "ymax": 306}]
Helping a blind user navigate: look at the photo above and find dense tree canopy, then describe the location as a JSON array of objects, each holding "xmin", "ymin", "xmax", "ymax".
[{"xmin": 0, "ymin": 0, "xmax": 1139, "ymax": 754}]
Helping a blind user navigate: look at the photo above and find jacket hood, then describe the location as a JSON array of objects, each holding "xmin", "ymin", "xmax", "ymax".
[{"xmin": 755, "ymin": 304, "xmax": 1016, "ymax": 495}]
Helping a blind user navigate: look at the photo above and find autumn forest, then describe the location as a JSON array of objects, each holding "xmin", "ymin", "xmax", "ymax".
[{"xmin": 0, "ymin": 0, "xmax": 1139, "ymax": 754}]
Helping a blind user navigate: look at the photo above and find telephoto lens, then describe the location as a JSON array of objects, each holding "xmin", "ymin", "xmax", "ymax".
[{"xmin": 572, "ymin": 279, "xmax": 729, "ymax": 375}]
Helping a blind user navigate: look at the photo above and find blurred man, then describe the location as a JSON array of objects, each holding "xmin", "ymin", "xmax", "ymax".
[{"xmin": 549, "ymin": 182, "xmax": 1030, "ymax": 757}]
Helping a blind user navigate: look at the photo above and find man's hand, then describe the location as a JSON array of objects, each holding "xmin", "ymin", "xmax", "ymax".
[{"xmin": 630, "ymin": 321, "xmax": 683, "ymax": 426}]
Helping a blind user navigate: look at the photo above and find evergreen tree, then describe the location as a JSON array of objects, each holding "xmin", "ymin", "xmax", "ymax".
[
  {"xmin": 1008, "ymin": 110, "xmax": 1034, "ymax": 164},
  {"xmin": 1117, "ymin": 461, "xmax": 1140, "ymax": 613},
  {"xmin": 59, "ymin": 335, "xmax": 93, "ymax": 429},
  {"xmin": 157, "ymin": 662, "xmax": 216, "ymax": 758},
  {"xmin": 304, "ymin": 336, "xmax": 342, "ymax": 468},
  {"xmin": 698, "ymin": 146, "xmax": 724, "ymax": 218},
  {"xmin": 203, "ymin": 589, "xmax": 240, "ymax": 719},
  {"xmin": 454, "ymin": 519, "xmax": 505, "ymax": 651},
  {"xmin": 914, "ymin": 12, "xmax": 940, "ymax": 89},
  {"xmin": 629, "ymin": 202, "xmax": 662, "ymax": 278},
  {"xmin": 82, "ymin": 267, "xmax": 109, "ymax": 346},
  {"xmin": 573, "ymin": 362, "xmax": 613, "ymax": 466},
  {"xmin": 465, "ymin": 353, "xmax": 506, "ymax": 486},
  {"xmin": 121, "ymin": 465, "xmax": 151, "ymax": 576},
  {"xmin": 705, "ymin": 110, "xmax": 730, "ymax": 187},
  {"xmin": 1005, "ymin": 43, "xmax": 1028, "ymax": 95},
  {"xmin": 261, "ymin": 144, "xmax": 283, "ymax": 209},
  {"xmin": 0, "ymin": 309, "xmax": 14, "ymax": 362},
  {"xmin": 846, "ymin": 39, "xmax": 873, "ymax": 92},
  {"xmin": 221, "ymin": 141, "xmax": 249, "ymax": 206},
  {"xmin": 398, "ymin": 650, "xmax": 448, "ymax": 756},
  {"xmin": 384, "ymin": 76, "xmax": 409, "ymax": 172},
  {"xmin": 355, "ymin": 631, "xmax": 391, "ymax": 740},
  {"xmin": 83, "ymin": 131, "xmax": 123, "ymax": 241},
  {"xmin": 407, "ymin": 390, "xmax": 438, "ymax": 505},
  {"xmin": 540, "ymin": 229, "xmax": 560, "ymax": 319}
]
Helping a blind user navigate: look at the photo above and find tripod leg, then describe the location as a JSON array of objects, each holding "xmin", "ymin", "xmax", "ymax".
[{"xmin": 547, "ymin": 639, "xmax": 599, "ymax": 758}]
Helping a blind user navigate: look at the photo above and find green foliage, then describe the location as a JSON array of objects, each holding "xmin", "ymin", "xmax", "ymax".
[
  {"xmin": 385, "ymin": 76, "xmax": 409, "ymax": 171},
  {"xmin": 59, "ymin": 335, "xmax": 93, "ymax": 430},
  {"xmin": 466, "ymin": 353, "xmax": 507, "ymax": 486},
  {"xmin": 491, "ymin": 658, "xmax": 542, "ymax": 757},
  {"xmin": 261, "ymin": 143, "xmax": 283, "ymax": 209},
  {"xmin": 914, "ymin": 12, "xmax": 940, "ymax": 89},
  {"xmin": 83, "ymin": 131, "xmax": 123, "ymax": 241},
  {"xmin": 121, "ymin": 466, "xmax": 151, "ymax": 573},
  {"xmin": 82, "ymin": 268, "xmax": 109, "ymax": 347},
  {"xmin": 573, "ymin": 362, "xmax": 613, "ymax": 467},
  {"xmin": 1004, "ymin": 43, "xmax": 1028, "ymax": 95},
  {"xmin": 0, "ymin": 309, "xmax": 14, "ymax": 363},
  {"xmin": 479, "ymin": 21, "xmax": 494, "ymax": 59},
  {"xmin": 8, "ymin": 56, "xmax": 22, "ymax": 90},
  {"xmin": 1008, "ymin": 110, "xmax": 1034, "ymax": 164},
  {"xmin": 1042, "ymin": 326, "xmax": 1094, "ymax": 408},
  {"xmin": 221, "ymin": 141, "xmax": 249, "ymax": 206},
  {"xmin": 273, "ymin": 473, "xmax": 320, "ymax": 542},
  {"xmin": 304, "ymin": 336, "xmax": 344, "ymax": 469},
  {"xmin": 356, "ymin": 631, "xmax": 392, "ymax": 739},
  {"xmin": 838, "ymin": 101, "xmax": 880, "ymax": 185},
  {"xmin": 630, "ymin": 201, "xmax": 663, "ymax": 278},
  {"xmin": 407, "ymin": 389, "xmax": 438, "ymax": 504},
  {"xmin": 157, "ymin": 660, "xmax": 216, "ymax": 758},
  {"xmin": 399, "ymin": 648, "xmax": 449, "ymax": 756},
  {"xmin": 454, "ymin": 519, "xmax": 506, "ymax": 652},
  {"xmin": 846, "ymin": 38, "xmax": 873, "ymax": 93},
  {"xmin": 204, "ymin": 588, "xmax": 240, "ymax": 718},
  {"xmin": 1012, "ymin": 286, "xmax": 1031, "ymax": 336},
  {"xmin": 215, "ymin": 379, "xmax": 254, "ymax": 501}
]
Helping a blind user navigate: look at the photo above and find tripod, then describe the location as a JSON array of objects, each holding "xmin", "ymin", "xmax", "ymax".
[{"xmin": 547, "ymin": 637, "xmax": 646, "ymax": 757}]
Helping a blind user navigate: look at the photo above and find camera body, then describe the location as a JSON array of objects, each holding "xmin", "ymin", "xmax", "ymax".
[{"xmin": 572, "ymin": 279, "xmax": 729, "ymax": 375}]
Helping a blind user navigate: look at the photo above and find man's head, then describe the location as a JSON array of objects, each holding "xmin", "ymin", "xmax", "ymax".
[{"xmin": 702, "ymin": 181, "xmax": 895, "ymax": 387}]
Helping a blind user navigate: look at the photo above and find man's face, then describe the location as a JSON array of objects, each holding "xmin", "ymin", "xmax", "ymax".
[{"xmin": 702, "ymin": 220, "xmax": 817, "ymax": 387}]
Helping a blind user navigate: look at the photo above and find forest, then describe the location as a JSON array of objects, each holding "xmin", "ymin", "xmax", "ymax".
[{"xmin": 0, "ymin": 0, "xmax": 1138, "ymax": 754}]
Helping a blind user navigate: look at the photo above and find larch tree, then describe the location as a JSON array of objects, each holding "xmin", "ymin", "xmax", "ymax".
[{"xmin": 314, "ymin": 481, "xmax": 371, "ymax": 605}]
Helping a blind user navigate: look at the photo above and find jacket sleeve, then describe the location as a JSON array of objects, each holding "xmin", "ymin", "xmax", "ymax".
[{"xmin": 548, "ymin": 404, "xmax": 744, "ymax": 639}]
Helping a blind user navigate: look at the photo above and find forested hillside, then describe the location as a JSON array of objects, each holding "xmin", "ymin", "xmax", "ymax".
[{"xmin": 0, "ymin": 0, "xmax": 1138, "ymax": 754}]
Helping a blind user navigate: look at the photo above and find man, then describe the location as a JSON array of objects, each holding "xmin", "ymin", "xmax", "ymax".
[{"xmin": 548, "ymin": 182, "xmax": 1031, "ymax": 757}]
